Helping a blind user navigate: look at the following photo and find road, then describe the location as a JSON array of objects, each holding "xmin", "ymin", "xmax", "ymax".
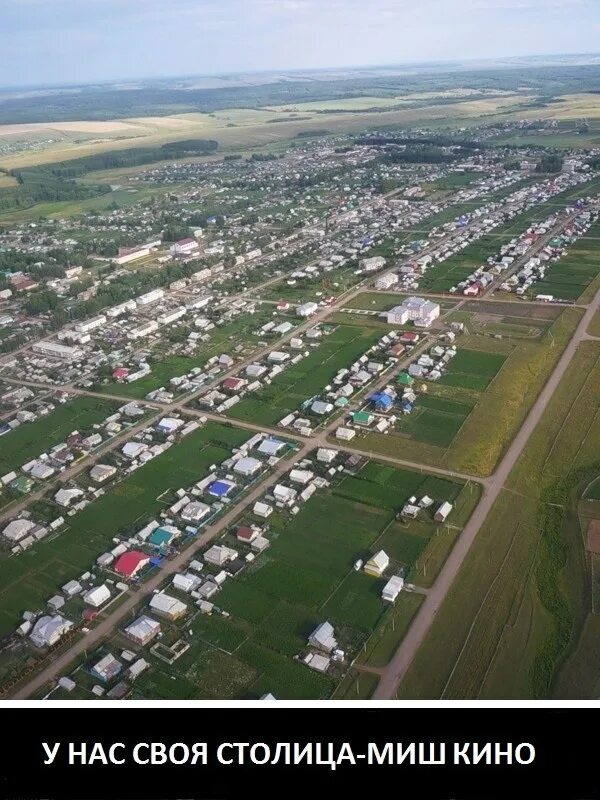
[{"xmin": 372, "ymin": 281, "xmax": 600, "ymax": 699}]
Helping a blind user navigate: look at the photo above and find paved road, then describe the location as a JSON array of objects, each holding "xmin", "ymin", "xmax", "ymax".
[{"xmin": 372, "ymin": 282, "xmax": 600, "ymax": 699}]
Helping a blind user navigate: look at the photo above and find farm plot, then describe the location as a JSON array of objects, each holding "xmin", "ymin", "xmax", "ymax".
[
  {"xmin": 226, "ymin": 323, "xmax": 381, "ymax": 426},
  {"xmin": 397, "ymin": 340, "xmax": 600, "ymax": 700},
  {"xmin": 121, "ymin": 459, "xmax": 478, "ymax": 700},
  {"xmin": 0, "ymin": 396, "xmax": 121, "ymax": 475},
  {"xmin": 0, "ymin": 422, "xmax": 248, "ymax": 639},
  {"xmin": 344, "ymin": 305, "xmax": 583, "ymax": 476}
]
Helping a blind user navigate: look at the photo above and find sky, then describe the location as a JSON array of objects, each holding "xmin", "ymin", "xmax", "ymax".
[{"xmin": 1, "ymin": 0, "xmax": 599, "ymax": 88}]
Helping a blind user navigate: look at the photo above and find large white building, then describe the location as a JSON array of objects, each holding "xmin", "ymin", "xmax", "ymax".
[
  {"xmin": 32, "ymin": 341, "xmax": 84, "ymax": 361},
  {"xmin": 75, "ymin": 315, "xmax": 106, "ymax": 334},
  {"xmin": 360, "ymin": 256, "xmax": 386, "ymax": 272},
  {"xmin": 169, "ymin": 238, "xmax": 199, "ymax": 256},
  {"xmin": 136, "ymin": 288, "xmax": 165, "ymax": 306},
  {"xmin": 128, "ymin": 320, "xmax": 159, "ymax": 340},
  {"xmin": 386, "ymin": 296, "xmax": 440, "ymax": 328}
]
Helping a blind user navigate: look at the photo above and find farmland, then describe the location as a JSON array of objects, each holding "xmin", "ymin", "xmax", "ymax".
[
  {"xmin": 0, "ymin": 421, "xmax": 248, "ymax": 642},
  {"xmin": 0, "ymin": 396, "xmax": 121, "ymax": 475},
  {"xmin": 396, "ymin": 339, "xmax": 600, "ymax": 699},
  {"xmin": 531, "ymin": 219, "xmax": 600, "ymax": 301},
  {"xmin": 347, "ymin": 306, "xmax": 583, "ymax": 476},
  {"xmin": 225, "ymin": 323, "xmax": 382, "ymax": 426},
  {"xmin": 89, "ymin": 458, "xmax": 480, "ymax": 700}
]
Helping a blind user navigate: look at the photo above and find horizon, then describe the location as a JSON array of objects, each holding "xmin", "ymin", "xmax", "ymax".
[{"xmin": 2, "ymin": 0, "xmax": 600, "ymax": 88}]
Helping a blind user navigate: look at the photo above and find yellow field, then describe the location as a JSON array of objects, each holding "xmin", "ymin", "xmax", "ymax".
[
  {"xmin": 0, "ymin": 173, "xmax": 18, "ymax": 188},
  {"xmin": 0, "ymin": 91, "xmax": 589, "ymax": 173}
]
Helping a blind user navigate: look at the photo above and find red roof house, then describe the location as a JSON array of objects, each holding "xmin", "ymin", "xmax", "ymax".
[
  {"xmin": 113, "ymin": 368, "xmax": 130, "ymax": 380},
  {"xmin": 114, "ymin": 551, "xmax": 150, "ymax": 579}
]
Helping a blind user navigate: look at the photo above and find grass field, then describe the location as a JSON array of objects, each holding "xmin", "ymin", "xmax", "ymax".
[
  {"xmin": 531, "ymin": 220, "xmax": 600, "ymax": 301},
  {"xmin": 0, "ymin": 422, "xmax": 248, "ymax": 640},
  {"xmin": 346, "ymin": 306, "xmax": 583, "ymax": 476},
  {"xmin": 225, "ymin": 323, "xmax": 382, "ymax": 426},
  {"xmin": 396, "ymin": 339, "xmax": 600, "ymax": 699},
  {"xmin": 118, "ymin": 458, "xmax": 479, "ymax": 699},
  {"xmin": 0, "ymin": 396, "xmax": 121, "ymax": 474}
]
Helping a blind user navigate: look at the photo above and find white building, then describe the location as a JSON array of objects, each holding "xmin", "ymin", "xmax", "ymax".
[
  {"xmin": 169, "ymin": 238, "xmax": 199, "ymax": 256},
  {"xmin": 308, "ymin": 621, "xmax": 337, "ymax": 653},
  {"xmin": 360, "ymin": 256, "xmax": 386, "ymax": 272},
  {"xmin": 30, "ymin": 614, "xmax": 73, "ymax": 648},
  {"xmin": 135, "ymin": 288, "xmax": 165, "ymax": 306},
  {"xmin": 375, "ymin": 272, "xmax": 399, "ymax": 290},
  {"xmin": 382, "ymin": 575, "xmax": 404, "ymax": 602},
  {"xmin": 83, "ymin": 584, "xmax": 111, "ymax": 608},
  {"xmin": 297, "ymin": 302, "xmax": 319, "ymax": 318},
  {"xmin": 31, "ymin": 341, "xmax": 83, "ymax": 361}
]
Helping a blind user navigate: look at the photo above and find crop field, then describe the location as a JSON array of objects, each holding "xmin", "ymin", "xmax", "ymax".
[
  {"xmin": 99, "ymin": 309, "xmax": 277, "ymax": 399},
  {"xmin": 530, "ymin": 220, "xmax": 600, "ymax": 301},
  {"xmin": 225, "ymin": 323, "xmax": 382, "ymax": 426},
  {"xmin": 111, "ymin": 458, "xmax": 479, "ymax": 700},
  {"xmin": 429, "ymin": 171, "xmax": 487, "ymax": 190},
  {"xmin": 0, "ymin": 422, "xmax": 248, "ymax": 639},
  {"xmin": 397, "ymin": 339, "xmax": 600, "ymax": 700},
  {"xmin": 345, "ymin": 306, "xmax": 584, "ymax": 476},
  {"xmin": 0, "ymin": 396, "xmax": 121, "ymax": 475}
]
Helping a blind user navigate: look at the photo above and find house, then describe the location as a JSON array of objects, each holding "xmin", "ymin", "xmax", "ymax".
[
  {"xmin": 91, "ymin": 653, "xmax": 122, "ymax": 682},
  {"xmin": 308, "ymin": 621, "xmax": 337, "ymax": 653},
  {"xmin": 257, "ymin": 438, "xmax": 286, "ymax": 456},
  {"xmin": 114, "ymin": 551, "xmax": 150, "ymax": 579},
  {"xmin": 156, "ymin": 417, "xmax": 183, "ymax": 435},
  {"xmin": 208, "ymin": 479, "xmax": 236, "ymax": 498},
  {"xmin": 204, "ymin": 544, "xmax": 238, "ymax": 566},
  {"xmin": 149, "ymin": 592, "xmax": 187, "ymax": 621},
  {"xmin": 122, "ymin": 441, "xmax": 148, "ymax": 460},
  {"xmin": 273, "ymin": 484, "xmax": 297, "ymax": 505},
  {"xmin": 382, "ymin": 575, "xmax": 404, "ymax": 603},
  {"xmin": 352, "ymin": 411, "xmax": 374, "ymax": 427},
  {"xmin": 289, "ymin": 469, "xmax": 313, "ymax": 485},
  {"xmin": 170, "ymin": 238, "xmax": 199, "ymax": 256},
  {"xmin": 124, "ymin": 615, "xmax": 161, "ymax": 646},
  {"xmin": 297, "ymin": 302, "xmax": 319, "ymax": 318},
  {"xmin": 181, "ymin": 501, "xmax": 211, "ymax": 523},
  {"xmin": 2, "ymin": 518, "xmax": 36, "ymax": 542},
  {"xmin": 90, "ymin": 464, "xmax": 117, "ymax": 484},
  {"xmin": 364, "ymin": 550, "xmax": 390, "ymax": 577},
  {"xmin": 148, "ymin": 526, "xmax": 177, "ymax": 549},
  {"xmin": 434, "ymin": 501, "xmax": 453, "ymax": 523},
  {"xmin": 316, "ymin": 448, "xmax": 337, "ymax": 464},
  {"xmin": 54, "ymin": 487, "xmax": 84, "ymax": 508},
  {"xmin": 30, "ymin": 615, "xmax": 73, "ymax": 648},
  {"xmin": 336, "ymin": 427, "xmax": 356, "ymax": 441},
  {"xmin": 83, "ymin": 584, "xmax": 111, "ymax": 608},
  {"xmin": 253, "ymin": 501, "xmax": 273, "ymax": 518},
  {"xmin": 311, "ymin": 400, "xmax": 333, "ymax": 416},
  {"xmin": 233, "ymin": 457, "xmax": 262, "ymax": 477},
  {"xmin": 236, "ymin": 525, "xmax": 259, "ymax": 544}
]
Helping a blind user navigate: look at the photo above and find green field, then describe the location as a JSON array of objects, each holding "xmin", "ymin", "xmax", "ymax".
[
  {"xmin": 346, "ymin": 306, "xmax": 583, "ymax": 476},
  {"xmin": 0, "ymin": 396, "xmax": 121, "ymax": 475},
  {"xmin": 0, "ymin": 422, "xmax": 248, "ymax": 641},
  {"xmin": 226, "ymin": 323, "xmax": 382, "ymax": 426},
  {"xmin": 100, "ymin": 459, "xmax": 480, "ymax": 700},
  {"xmin": 530, "ymin": 220, "xmax": 600, "ymax": 301},
  {"xmin": 397, "ymin": 339, "xmax": 600, "ymax": 699}
]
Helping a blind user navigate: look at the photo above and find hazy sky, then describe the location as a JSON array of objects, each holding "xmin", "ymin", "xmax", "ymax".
[{"xmin": 1, "ymin": 0, "xmax": 599, "ymax": 87}]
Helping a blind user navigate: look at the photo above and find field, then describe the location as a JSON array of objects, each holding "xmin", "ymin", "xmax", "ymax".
[
  {"xmin": 396, "ymin": 339, "xmax": 600, "ymax": 699},
  {"xmin": 0, "ymin": 422, "xmax": 249, "ymax": 641},
  {"xmin": 113, "ymin": 458, "xmax": 479, "ymax": 699},
  {"xmin": 531, "ymin": 220, "xmax": 600, "ymax": 301},
  {"xmin": 0, "ymin": 396, "xmax": 121, "ymax": 475},
  {"xmin": 225, "ymin": 323, "xmax": 382, "ymax": 426},
  {"xmin": 347, "ymin": 306, "xmax": 584, "ymax": 476}
]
